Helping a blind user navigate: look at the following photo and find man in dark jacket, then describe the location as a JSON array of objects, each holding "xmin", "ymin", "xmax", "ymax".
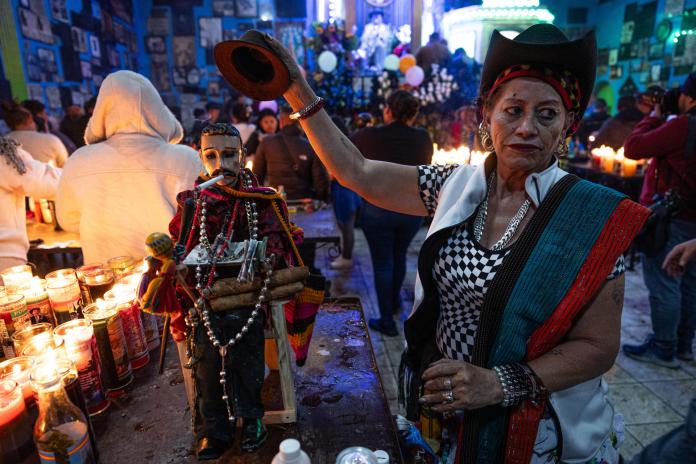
[
  {"xmin": 252, "ymin": 106, "xmax": 329, "ymax": 202},
  {"xmin": 623, "ymin": 72, "xmax": 696, "ymax": 366},
  {"xmin": 592, "ymin": 95, "xmax": 645, "ymax": 150}
]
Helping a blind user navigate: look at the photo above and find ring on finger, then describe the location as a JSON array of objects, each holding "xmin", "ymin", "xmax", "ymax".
[
  {"xmin": 444, "ymin": 376, "xmax": 453, "ymax": 389},
  {"xmin": 443, "ymin": 390, "xmax": 454, "ymax": 404}
]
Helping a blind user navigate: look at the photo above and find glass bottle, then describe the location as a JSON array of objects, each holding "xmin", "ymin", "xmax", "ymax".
[{"xmin": 31, "ymin": 364, "xmax": 96, "ymax": 464}]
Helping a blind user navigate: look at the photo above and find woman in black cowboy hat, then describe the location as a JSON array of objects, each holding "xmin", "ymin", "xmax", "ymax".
[{"xmin": 245, "ymin": 25, "xmax": 650, "ymax": 463}]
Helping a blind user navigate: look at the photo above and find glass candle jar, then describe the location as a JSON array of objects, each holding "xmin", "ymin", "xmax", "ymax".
[
  {"xmin": 17, "ymin": 277, "xmax": 55, "ymax": 327},
  {"xmin": 117, "ymin": 274, "xmax": 159, "ymax": 352},
  {"xmin": 104, "ymin": 281, "xmax": 150, "ymax": 370},
  {"xmin": 83, "ymin": 302, "xmax": 133, "ymax": 397},
  {"xmin": 107, "ymin": 256, "xmax": 137, "ymax": 280},
  {"xmin": 0, "ymin": 294, "xmax": 31, "ymax": 362},
  {"xmin": 54, "ymin": 320, "xmax": 109, "ymax": 416},
  {"xmin": 0, "ymin": 356, "xmax": 35, "ymax": 404},
  {"xmin": 45, "ymin": 269, "xmax": 82, "ymax": 324},
  {"xmin": 0, "ymin": 380, "xmax": 36, "ymax": 464},
  {"xmin": 0, "ymin": 265, "xmax": 33, "ymax": 292},
  {"xmin": 11, "ymin": 323, "xmax": 53, "ymax": 359},
  {"xmin": 77, "ymin": 264, "xmax": 115, "ymax": 306}
]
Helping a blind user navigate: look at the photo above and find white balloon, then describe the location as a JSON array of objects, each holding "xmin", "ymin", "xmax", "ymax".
[
  {"xmin": 405, "ymin": 65, "xmax": 425, "ymax": 86},
  {"xmin": 258, "ymin": 100, "xmax": 279, "ymax": 113},
  {"xmin": 384, "ymin": 54, "xmax": 399, "ymax": 71},
  {"xmin": 318, "ymin": 51, "xmax": 338, "ymax": 73}
]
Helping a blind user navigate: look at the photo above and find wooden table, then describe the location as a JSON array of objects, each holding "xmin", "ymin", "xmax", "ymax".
[
  {"xmin": 259, "ymin": 297, "xmax": 403, "ymax": 463},
  {"xmin": 289, "ymin": 206, "xmax": 341, "ymax": 247},
  {"xmin": 95, "ymin": 297, "xmax": 404, "ymax": 463},
  {"xmin": 563, "ymin": 160, "xmax": 644, "ymax": 201},
  {"xmin": 26, "ymin": 222, "xmax": 83, "ymax": 276}
]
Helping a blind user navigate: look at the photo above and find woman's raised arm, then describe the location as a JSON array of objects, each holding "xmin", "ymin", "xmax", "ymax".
[{"xmin": 265, "ymin": 34, "xmax": 428, "ymax": 217}]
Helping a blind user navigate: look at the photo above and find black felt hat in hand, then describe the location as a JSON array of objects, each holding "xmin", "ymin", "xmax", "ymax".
[
  {"xmin": 480, "ymin": 24, "xmax": 597, "ymax": 117},
  {"xmin": 214, "ymin": 30, "xmax": 291, "ymax": 101}
]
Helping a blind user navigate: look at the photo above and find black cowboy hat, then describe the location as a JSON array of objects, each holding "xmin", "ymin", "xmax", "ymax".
[
  {"xmin": 214, "ymin": 30, "xmax": 290, "ymax": 101},
  {"xmin": 480, "ymin": 24, "xmax": 597, "ymax": 117}
]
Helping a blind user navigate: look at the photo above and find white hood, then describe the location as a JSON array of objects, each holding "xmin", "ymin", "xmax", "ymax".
[{"xmin": 85, "ymin": 70, "xmax": 183, "ymax": 145}]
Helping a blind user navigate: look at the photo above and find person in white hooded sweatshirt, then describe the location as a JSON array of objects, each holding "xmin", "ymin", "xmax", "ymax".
[
  {"xmin": 0, "ymin": 137, "xmax": 61, "ymax": 271},
  {"xmin": 57, "ymin": 71, "xmax": 202, "ymax": 263}
]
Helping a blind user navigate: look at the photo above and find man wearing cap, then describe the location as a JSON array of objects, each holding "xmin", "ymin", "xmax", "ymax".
[{"xmin": 623, "ymin": 72, "xmax": 696, "ymax": 366}]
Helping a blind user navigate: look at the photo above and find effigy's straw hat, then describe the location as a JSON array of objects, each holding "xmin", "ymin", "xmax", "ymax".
[
  {"xmin": 480, "ymin": 24, "xmax": 597, "ymax": 118},
  {"xmin": 214, "ymin": 30, "xmax": 291, "ymax": 101}
]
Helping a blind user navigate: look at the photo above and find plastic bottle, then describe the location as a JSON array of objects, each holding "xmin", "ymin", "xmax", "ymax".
[{"xmin": 272, "ymin": 438, "xmax": 311, "ymax": 464}]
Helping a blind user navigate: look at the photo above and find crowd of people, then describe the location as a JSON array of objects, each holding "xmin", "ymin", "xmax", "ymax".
[{"xmin": 1, "ymin": 22, "xmax": 695, "ymax": 463}]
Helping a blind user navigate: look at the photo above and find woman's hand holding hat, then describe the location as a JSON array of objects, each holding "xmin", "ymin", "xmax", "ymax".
[
  {"xmin": 419, "ymin": 358, "xmax": 504, "ymax": 412},
  {"xmin": 261, "ymin": 33, "xmax": 317, "ymax": 111}
]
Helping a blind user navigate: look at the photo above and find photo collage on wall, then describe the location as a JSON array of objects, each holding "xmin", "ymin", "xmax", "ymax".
[
  {"xmin": 597, "ymin": 1, "xmax": 695, "ymax": 96},
  {"xmin": 18, "ymin": 0, "xmax": 140, "ymax": 111}
]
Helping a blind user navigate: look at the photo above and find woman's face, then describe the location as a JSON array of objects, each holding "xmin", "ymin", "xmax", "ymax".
[
  {"xmin": 485, "ymin": 77, "xmax": 572, "ymax": 174},
  {"xmin": 259, "ymin": 115, "xmax": 278, "ymax": 134}
]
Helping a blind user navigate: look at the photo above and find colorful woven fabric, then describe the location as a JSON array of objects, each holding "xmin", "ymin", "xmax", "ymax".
[
  {"xmin": 460, "ymin": 178, "xmax": 649, "ymax": 464},
  {"xmin": 504, "ymin": 198, "xmax": 650, "ymax": 463},
  {"xmin": 283, "ymin": 274, "xmax": 325, "ymax": 366}
]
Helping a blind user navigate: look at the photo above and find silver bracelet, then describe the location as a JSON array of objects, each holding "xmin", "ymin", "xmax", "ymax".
[
  {"xmin": 492, "ymin": 364, "xmax": 530, "ymax": 408},
  {"xmin": 289, "ymin": 96, "xmax": 325, "ymax": 121}
]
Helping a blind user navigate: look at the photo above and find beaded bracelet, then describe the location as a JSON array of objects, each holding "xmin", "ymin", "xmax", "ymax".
[{"xmin": 289, "ymin": 96, "xmax": 326, "ymax": 121}]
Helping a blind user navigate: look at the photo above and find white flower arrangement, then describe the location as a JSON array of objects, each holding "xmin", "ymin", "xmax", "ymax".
[
  {"xmin": 376, "ymin": 70, "xmax": 396, "ymax": 98},
  {"xmin": 413, "ymin": 64, "xmax": 458, "ymax": 107}
]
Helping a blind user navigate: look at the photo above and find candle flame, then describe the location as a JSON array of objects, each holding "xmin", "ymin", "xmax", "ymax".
[{"xmin": 431, "ymin": 144, "xmax": 490, "ymax": 166}]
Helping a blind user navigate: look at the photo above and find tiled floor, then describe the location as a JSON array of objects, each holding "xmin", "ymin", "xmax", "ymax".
[{"xmin": 317, "ymin": 226, "xmax": 695, "ymax": 461}]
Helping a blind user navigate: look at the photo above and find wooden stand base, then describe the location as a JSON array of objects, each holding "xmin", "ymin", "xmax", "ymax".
[{"xmin": 262, "ymin": 300, "xmax": 297, "ymax": 424}]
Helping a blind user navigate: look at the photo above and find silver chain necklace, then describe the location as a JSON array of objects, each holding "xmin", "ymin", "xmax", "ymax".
[{"xmin": 473, "ymin": 170, "xmax": 531, "ymax": 251}]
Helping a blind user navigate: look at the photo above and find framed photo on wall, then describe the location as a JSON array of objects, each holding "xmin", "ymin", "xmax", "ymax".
[
  {"xmin": 234, "ymin": 0, "xmax": 258, "ymax": 18},
  {"xmin": 199, "ymin": 17, "xmax": 222, "ymax": 48},
  {"xmin": 213, "ymin": 1, "xmax": 235, "ymax": 16},
  {"xmin": 19, "ymin": 7, "xmax": 54, "ymax": 44},
  {"xmin": 173, "ymin": 36, "xmax": 196, "ymax": 66},
  {"xmin": 145, "ymin": 36, "xmax": 166, "ymax": 54}
]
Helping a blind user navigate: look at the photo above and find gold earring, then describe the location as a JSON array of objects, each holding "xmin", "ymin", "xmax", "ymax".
[
  {"xmin": 477, "ymin": 122, "xmax": 495, "ymax": 152},
  {"xmin": 557, "ymin": 137, "xmax": 569, "ymax": 156}
]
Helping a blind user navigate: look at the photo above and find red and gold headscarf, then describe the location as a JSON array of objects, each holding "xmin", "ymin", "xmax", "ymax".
[{"xmin": 486, "ymin": 64, "xmax": 583, "ymax": 133}]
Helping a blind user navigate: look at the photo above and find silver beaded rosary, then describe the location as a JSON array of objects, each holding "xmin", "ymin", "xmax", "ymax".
[
  {"xmin": 192, "ymin": 171, "xmax": 275, "ymax": 424},
  {"xmin": 473, "ymin": 170, "xmax": 531, "ymax": 251}
]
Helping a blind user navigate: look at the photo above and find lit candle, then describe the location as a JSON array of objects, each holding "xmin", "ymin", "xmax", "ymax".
[
  {"xmin": 0, "ymin": 356, "xmax": 35, "ymax": 402},
  {"xmin": 0, "ymin": 294, "xmax": 31, "ymax": 362},
  {"xmin": 0, "ymin": 379, "xmax": 35, "ymax": 461},
  {"xmin": 11, "ymin": 323, "xmax": 53, "ymax": 358},
  {"xmin": 83, "ymin": 301, "xmax": 133, "ymax": 397},
  {"xmin": 0, "ymin": 265, "xmax": 33, "ymax": 292},
  {"xmin": 53, "ymin": 319, "xmax": 109, "ymax": 415},
  {"xmin": 104, "ymin": 281, "xmax": 150, "ymax": 370},
  {"xmin": 106, "ymin": 256, "xmax": 137, "ymax": 280},
  {"xmin": 77, "ymin": 264, "xmax": 115, "ymax": 305},
  {"xmin": 0, "ymin": 380, "xmax": 25, "ymax": 427},
  {"xmin": 18, "ymin": 277, "xmax": 55, "ymax": 326},
  {"xmin": 45, "ymin": 269, "xmax": 82, "ymax": 324}
]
